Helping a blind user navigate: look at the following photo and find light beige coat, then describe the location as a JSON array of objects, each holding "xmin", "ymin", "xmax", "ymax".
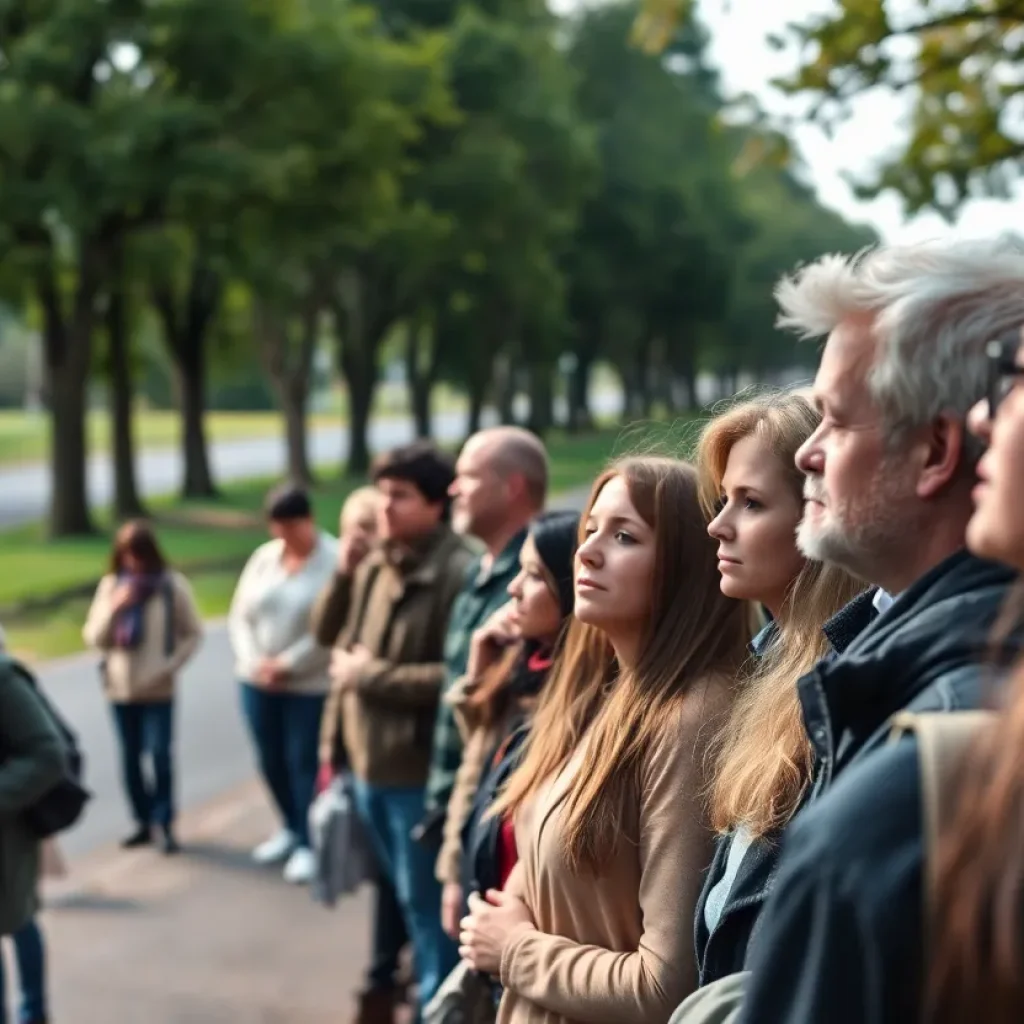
[
  {"xmin": 496, "ymin": 676, "xmax": 733, "ymax": 1024},
  {"xmin": 83, "ymin": 572, "xmax": 203, "ymax": 703}
]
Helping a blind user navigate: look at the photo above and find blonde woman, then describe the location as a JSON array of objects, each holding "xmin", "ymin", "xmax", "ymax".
[
  {"xmin": 459, "ymin": 457, "xmax": 751, "ymax": 1023},
  {"xmin": 692, "ymin": 389, "xmax": 867, "ymax": 986}
]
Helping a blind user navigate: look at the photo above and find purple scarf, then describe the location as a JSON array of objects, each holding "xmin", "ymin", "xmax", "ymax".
[{"xmin": 113, "ymin": 572, "xmax": 165, "ymax": 649}]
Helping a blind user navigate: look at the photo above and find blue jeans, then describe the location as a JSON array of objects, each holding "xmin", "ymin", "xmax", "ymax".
[
  {"xmin": 240, "ymin": 684, "xmax": 324, "ymax": 848},
  {"xmin": 111, "ymin": 701, "xmax": 175, "ymax": 828},
  {"xmin": 0, "ymin": 918, "xmax": 46, "ymax": 1024},
  {"xmin": 352, "ymin": 779, "xmax": 457, "ymax": 1017}
]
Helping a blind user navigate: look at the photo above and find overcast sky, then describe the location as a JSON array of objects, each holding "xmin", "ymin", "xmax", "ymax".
[{"xmin": 551, "ymin": 0, "xmax": 1022, "ymax": 243}]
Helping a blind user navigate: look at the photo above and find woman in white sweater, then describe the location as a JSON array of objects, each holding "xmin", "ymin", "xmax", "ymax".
[{"xmin": 229, "ymin": 485, "xmax": 337, "ymax": 884}]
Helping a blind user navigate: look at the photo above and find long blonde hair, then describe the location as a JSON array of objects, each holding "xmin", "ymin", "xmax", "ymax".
[
  {"xmin": 493, "ymin": 456, "xmax": 751, "ymax": 874},
  {"xmin": 696, "ymin": 389, "xmax": 864, "ymax": 838}
]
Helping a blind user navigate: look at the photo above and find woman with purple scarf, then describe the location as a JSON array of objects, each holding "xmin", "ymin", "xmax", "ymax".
[{"xmin": 83, "ymin": 521, "xmax": 203, "ymax": 854}]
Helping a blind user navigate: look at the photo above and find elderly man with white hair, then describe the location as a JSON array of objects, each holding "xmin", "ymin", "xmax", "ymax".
[{"xmin": 671, "ymin": 238, "xmax": 1024, "ymax": 1024}]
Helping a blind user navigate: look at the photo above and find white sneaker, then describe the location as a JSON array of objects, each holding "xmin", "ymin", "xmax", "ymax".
[
  {"xmin": 252, "ymin": 829, "xmax": 297, "ymax": 865},
  {"xmin": 283, "ymin": 846, "xmax": 316, "ymax": 885}
]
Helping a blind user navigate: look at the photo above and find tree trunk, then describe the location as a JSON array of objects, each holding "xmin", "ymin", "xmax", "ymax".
[
  {"xmin": 255, "ymin": 292, "xmax": 320, "ymax": 488},
  {"xmin": 404, "ymin": 320, "xmax": 437, "ymax": 440},
  {"xmin": 106, "ymin": 256, "xmax": 146, "ymax": 520},
  {"xmin": 568, "ymin": 353, "xmax": 594, "ymax": 432},
  {"xmin": 38, "ymin": 248, "xmax": 100, "ymax": 537},
  {"xmin": 153, "ymin": 254, "xmax": 222, "ymax": 499},
  {"xmin": 466, "ymin": 383, "xmax": 485, "ymax": 436},
  {"xmin": 178, "ymin": 348, "xmax": 217, "ymax": 497},
  {"xmin": 282, "ymin": 382, "xmax": 313, "ymax": 485},
  {"xmin": 496, "ymin": 359, "xmax": 517, "ymax": 425},
  {"xmin": 527, "ymin": 365, "xmax": 555, "ymax": 436},
  {"xmin": 344, "ymin": 358, "xmax": 376, "ymax": 475}
]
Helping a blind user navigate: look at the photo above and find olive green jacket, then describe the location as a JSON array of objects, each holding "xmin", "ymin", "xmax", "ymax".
[{"xmin": 0, "ymin": 657, "xmax": 66, "ymax": 935}]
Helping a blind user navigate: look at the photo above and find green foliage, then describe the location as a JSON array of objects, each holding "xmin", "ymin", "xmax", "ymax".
[{"xmin": 771, "ymin": 0, "xmax": 1024, "ymax": 218}]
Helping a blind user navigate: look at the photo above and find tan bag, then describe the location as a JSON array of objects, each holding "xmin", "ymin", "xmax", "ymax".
[{"xmin": 889, "ymin": 710, "xmax": 996, "ymax": 938}]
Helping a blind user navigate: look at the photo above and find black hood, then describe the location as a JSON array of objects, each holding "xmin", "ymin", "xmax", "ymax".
[{"xmin": 800, "ymin": 550, "xmax": 1019, "ymax": 784}]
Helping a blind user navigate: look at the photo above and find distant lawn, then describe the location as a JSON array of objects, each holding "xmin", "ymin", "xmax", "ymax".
[{"xmin": 0, "ymin": 427, "xmax": 662, "ymax": 662}]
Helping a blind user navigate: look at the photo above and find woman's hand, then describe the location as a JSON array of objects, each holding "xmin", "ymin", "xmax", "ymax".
[
  {"xmin": 466, "ymin": 604, "xmax": 519, "ymax": 679},
  {"xmin": 459, "ymin": 889, "xmax": 535, "ymax": 975}
]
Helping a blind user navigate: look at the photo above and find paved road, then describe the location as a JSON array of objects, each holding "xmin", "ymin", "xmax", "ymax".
[
  {"xmin": 0, "ymin": 395, "xmax": 621, "ymax": 528},
  {"xmin": 43, "ymin": 487, "xmax": 589, "ymax": 861}
]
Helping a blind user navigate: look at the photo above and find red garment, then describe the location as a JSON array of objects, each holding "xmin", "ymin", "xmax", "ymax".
[{"xmin": 497, "ymin": 815, "xmax": 519, "ymax": 889}]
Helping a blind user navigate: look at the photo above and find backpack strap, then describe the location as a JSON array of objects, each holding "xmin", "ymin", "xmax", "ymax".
[{"xmin": 889, "ymin": 710, "xmax": 996, "ymax": 951}]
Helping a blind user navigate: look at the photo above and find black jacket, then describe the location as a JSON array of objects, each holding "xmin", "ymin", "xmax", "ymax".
[
  {"xmin": 694, "ymin": 590, "xmax": 878, "ymax": 986},
  {"xmin": 737, "ymin": 550, "xmax": 1019, "ymax": 1024}
]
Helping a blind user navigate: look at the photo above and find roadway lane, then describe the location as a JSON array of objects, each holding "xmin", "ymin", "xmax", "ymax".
[
  {"xmin": 41, "ymin": 487, "xmax": 590, "ymax": 861},
  {"xmin": 0, "ymin": 394, "xmax": 622, "ymax": 528}
]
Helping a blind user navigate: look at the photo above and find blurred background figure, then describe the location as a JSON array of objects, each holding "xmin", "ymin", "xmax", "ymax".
[
  {"xmin": 0, "ymin": 634, "xmax": 67, "ymax": 1024},
  {"xmin": 229, "ymin": 485, "xmax": 337, "ymax": 885},
  {"xmin": 82, "ymin": 520, "xmax": 203, "ymax": 855}
]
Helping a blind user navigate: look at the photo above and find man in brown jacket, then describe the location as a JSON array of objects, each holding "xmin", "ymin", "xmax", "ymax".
[{"xmin": 312, "ymin": 440, "xmax": 475, "ymax": 1022}]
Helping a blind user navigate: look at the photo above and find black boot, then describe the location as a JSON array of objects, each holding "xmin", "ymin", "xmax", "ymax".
[
  {"xmin": 121, "ymin": 826, "xmax": 152, "ymax": 849},
  {"xmin": 159, "ymin": 826, "xmax": 181, "ymax": 855}
]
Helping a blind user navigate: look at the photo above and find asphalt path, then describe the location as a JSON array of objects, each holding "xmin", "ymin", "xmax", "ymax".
[
  {"xmin": 40, "ymin": 486, "xmax": 590, "ymax": 861},
  {"xmin": 0, "ymin": 395, "xmax": 621, "ymax": 529}
]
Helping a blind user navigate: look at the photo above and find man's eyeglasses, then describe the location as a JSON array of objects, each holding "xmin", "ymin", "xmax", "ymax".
[{"xmin": 986, "ymin": 336, "xmax": 1024, "ymax": 415}]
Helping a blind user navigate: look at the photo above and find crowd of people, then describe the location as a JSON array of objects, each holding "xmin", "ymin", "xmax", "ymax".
[{"xmin": 3, "ymin": 235, "xmax": 1024, "ymax": 1024}]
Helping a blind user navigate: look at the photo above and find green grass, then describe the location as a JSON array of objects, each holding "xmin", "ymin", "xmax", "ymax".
[{"xmin": 0, "ymin": 429, "xmax": 640, "ymax": 662}]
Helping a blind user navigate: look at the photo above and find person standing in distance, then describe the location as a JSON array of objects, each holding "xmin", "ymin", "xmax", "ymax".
[{"xmin": 417, "ymin": 427, "xmax": 548, "ymax": 850}]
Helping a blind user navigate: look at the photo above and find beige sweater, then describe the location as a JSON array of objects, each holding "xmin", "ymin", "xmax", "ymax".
[
  {"xmin": 496, "ymin": 676, "xmax": 733, "ymax": 1024},
  {"xmin": 83, "ymin": 572, "xmax": 203, "ymax": 703}
]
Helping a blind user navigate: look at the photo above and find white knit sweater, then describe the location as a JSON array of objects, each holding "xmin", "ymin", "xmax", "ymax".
[{"xmin": 228, "ymin": 532, "xmax": 338, "ymax": 694}]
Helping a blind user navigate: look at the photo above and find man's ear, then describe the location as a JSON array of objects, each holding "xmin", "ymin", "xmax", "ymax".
[{"xmin": 916, "ymin": 414, "xmax": 965, "ymax": 499}]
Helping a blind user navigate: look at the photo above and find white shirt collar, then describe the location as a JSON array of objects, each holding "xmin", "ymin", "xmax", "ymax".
[{"xmin": 872, "ymin": 588, "xmax": 895, "ymax": 615}]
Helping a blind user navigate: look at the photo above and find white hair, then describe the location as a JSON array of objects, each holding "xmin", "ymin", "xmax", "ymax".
[{"xmin": 775, "ymin": 238, "xmax": 1024, "ymax": 445}]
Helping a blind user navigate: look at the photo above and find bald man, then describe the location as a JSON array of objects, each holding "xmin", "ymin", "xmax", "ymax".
[{"xmin": 414, "ymin": 427, "xmax": 548, "ymax": 846}]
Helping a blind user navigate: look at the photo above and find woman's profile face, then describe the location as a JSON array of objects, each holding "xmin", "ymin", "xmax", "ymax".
[
  {"xmin": 574, "ymin": 475, "xmax": 655, "ymax": 644},
  {"xmin": 968, "ymin": 335, "xmax": 1024, "ymax": 570},
  {"xmin": 507, "ymin": 535, "xmax": 563, "ymax": 642},
  {"xmin": 706, "ymin": 433, "xmax": 806, "ymax": 616}
]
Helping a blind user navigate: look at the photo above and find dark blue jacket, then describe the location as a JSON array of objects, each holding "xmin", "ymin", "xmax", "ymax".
[{"xmin": 737, "ymin": 550, "xmax": 1019, "ymax": 1024}]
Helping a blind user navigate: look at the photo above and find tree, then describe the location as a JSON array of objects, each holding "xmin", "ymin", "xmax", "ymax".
[
  {"xmin": 563, "ymin": 1, "xmax": 743, "ymax": 418},
  {"xmin": 0, "ymin": 3, "xmax": 208, "ymax": 535},
  {"xmin": 635, "ymin": 0, "xmax": 1024, "ymax": 219},
  {"xmin": 773, "ymin": 0, "xmax": 1024, "ymax": 217}
]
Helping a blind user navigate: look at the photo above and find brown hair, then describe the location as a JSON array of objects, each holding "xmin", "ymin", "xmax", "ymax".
[
  {"xmin": 696, "ymin": 389, "xmax": 865, "ymax": 838},
  {"xmin": 110, "ymin": 519, "xmax": 168, "ymax": 575},
  {"xmin": 928, "ymin": 586, "xmax": 1024, "ymax": 1022},
  {"xmin": 492, "ymin": 456, "xmax": 751, "ymax": 874}
]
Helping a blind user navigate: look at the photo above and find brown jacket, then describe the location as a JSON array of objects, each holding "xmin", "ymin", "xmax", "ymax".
[
  {"xmin": 496, "ymin": 675, "xmax": 734, "ymax": 1024},
  {"xmin": 83, "ymin": 572, "xmax": 203, "ymax": 703},
  {"xmin": 312, "ymin": 526, "xmax": 475, "ymax": 788}
]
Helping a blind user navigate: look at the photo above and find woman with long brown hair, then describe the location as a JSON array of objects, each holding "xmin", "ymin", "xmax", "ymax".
[
  {"xmin": 83, "ymin": 519, "xmax": 203, "ymax": 854},
  {"xmin": 458, "ymin": 456, "xmax": 751, "ymax": 1023},
  {"xmin": 692, "ymin": 389, "xmax": 866, "ymax": 984}
]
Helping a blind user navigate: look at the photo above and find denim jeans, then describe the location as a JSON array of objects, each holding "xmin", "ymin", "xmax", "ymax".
[
  {"xmin": 240, "ymin": 684, "xmax": 325, "ymax": 847},
  {"xmin": 111, "ymin": 701, "xmax": 175, "ymax": 828},
  {"xmin": 0, "ymin": 918, "xmax": 46, "ymax": 1024},
  {"xmin": 352, "ymin": 779, "xmax": 457, "ymax": 1017}
]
